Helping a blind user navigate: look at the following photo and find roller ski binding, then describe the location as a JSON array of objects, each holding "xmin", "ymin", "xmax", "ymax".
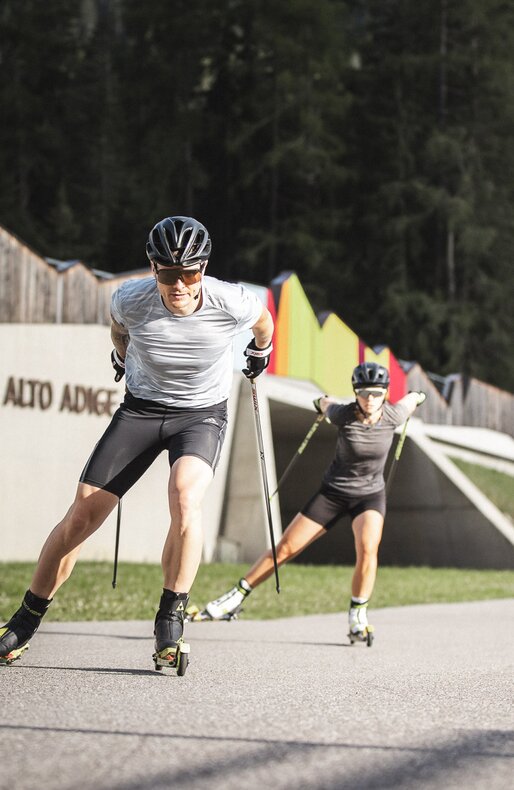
[
  {"xmin": 0, "ymin": 641, "xmax": 30, "ymax": 666},
  {"xmin": 153, "ymin": 591, "xmax": 190, "ymax": 676},
  {"xmin": 186, "ymin": 578, "xmax": 252, "ymax": 622},
  {"xmin": 348, "ymin": 602, "xmax": 374, "ymax": 647},
  {"xmin": 153, "ymin": 639, "xmax": 190, "ymax": 675},
  {"xmin": 0, "ymin": 590, "xmax": 52, "ymax": 666},
  {"xmin": 348, "ymin": 624, "xmax": 374, "ymax": 647}
]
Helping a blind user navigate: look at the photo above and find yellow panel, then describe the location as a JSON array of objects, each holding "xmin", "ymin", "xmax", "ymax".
[
  {"xmin": 273, "ymin": 274, "xmax": 379, "ymax": 396},
  {"xmin": 364, "ymin": 347, "xmax": 390, "ymax": 367},
  {"xmin": 317, "ymin": 313, "xmax": 359, "ymax": 397},
  {"xmin": 363, "ymin": 347, "xmax": 394, "ymax": 399},
  {"xmin": 286, "ymin": 275, "xmax": 319, "ymax": 381}
]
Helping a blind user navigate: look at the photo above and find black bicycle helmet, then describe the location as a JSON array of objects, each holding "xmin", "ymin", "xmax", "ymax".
[
  {"xmin": 146, "ymin": 216, "xmax": 212, "ymax": 266},
  {"xmin": 352, "ymin": 362, "xmax": 390, "ymax": 389}
]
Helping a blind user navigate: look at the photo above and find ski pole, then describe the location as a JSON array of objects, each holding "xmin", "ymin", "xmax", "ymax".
[
  {"xmin": 269, "ymin": 412, "xmax": 325, "ymax": 501},
  {"xmin": 249, "ymin": 379, "xmax": 280, "ymax": 593},
  {"xmin": 385, "ymin": 418, "xmax": 410, "ymax": 495},
  {"xmin": 112, "ymin": 498, "xmax": 122, "ymax": 589}
]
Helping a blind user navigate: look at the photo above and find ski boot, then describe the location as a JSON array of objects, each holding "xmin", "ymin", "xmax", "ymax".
[
  {"xmin": 187, "ymin": 578, "xmax": 252, "ymax": 622},
  {"xmin": 348, "ymin": 602, "xmax": 374, "ymax": 647},
  {"xmin": 153, "ymin": 591, "xmax": 190, "ymax": 675},
  {"xmin": 0, "ymin": 590, "xmax": 52, "ymax": 666}
]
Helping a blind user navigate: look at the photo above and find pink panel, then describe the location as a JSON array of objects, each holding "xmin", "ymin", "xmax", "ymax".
[{"xmin": 266, "ymin": 289, "xmax": 277, "ymax": 375}]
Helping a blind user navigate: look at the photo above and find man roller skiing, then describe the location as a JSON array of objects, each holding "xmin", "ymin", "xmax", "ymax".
[
  {"xmin": 0, "ymin": 216, "xmax": 274, "ymax": 673},
  {"xmin": 191, "ymin": 363, "xmax": 426, "ymax": 645}
]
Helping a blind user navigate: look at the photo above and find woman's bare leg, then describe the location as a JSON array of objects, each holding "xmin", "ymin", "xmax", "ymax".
[
  {"xmin": 246, "ymin": 512, "xmax": 326, "ymax": 587},
  {"xmin": 351, "ymin": 509, "xmax": 384, "ymax": 600}
]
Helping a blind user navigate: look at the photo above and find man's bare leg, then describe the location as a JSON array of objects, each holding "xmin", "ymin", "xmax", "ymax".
[
  {"xmin": 154, "ymin": 456, "xmax": 214, "ymax": 668},
  {"xmin": 161, "ymin": 455, "xmax": 214, "ymax": 593},
  {"xmin": 31, "ymin": 483, "xmax": 119, "ymax": 599},
  {"xmin": 1, "ymin": 483, "xmax": 118, "ymax": 662}
]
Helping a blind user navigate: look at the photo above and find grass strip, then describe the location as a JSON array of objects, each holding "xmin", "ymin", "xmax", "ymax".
[
  {"xmin": 1, "ymin": 562, "xmax": 513, "ymax": 621},
  {"xmin": 451, "ymin": 458, "xmax": 514, "ymax": 520}
]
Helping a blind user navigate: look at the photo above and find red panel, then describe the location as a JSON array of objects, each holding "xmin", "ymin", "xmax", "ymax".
[
  {"xmin": 358, "ymin": 340, "xmax": 366, "ymax": 364},
  {"xmin": 388, "ymin": 353, "xmax": 407, "ymax": 402}
]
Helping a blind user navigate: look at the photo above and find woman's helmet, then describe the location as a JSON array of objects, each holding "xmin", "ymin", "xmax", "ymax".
[
  {"xmin": 146, "ymin": 216, "xmax": 212, "ymax": 266},
  {"xmin": 352, "ymin": 362, "xmax": 390, "ymax": 389}
]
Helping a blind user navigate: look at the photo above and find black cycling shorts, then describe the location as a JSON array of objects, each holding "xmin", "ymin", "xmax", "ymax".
[
  {"xmin": 80, "ymin": 391, "xmax": 228, "ymax": 498},
  {"xmin": 301, "ymin": 485, "xmax": 386, "ymax": 531}
]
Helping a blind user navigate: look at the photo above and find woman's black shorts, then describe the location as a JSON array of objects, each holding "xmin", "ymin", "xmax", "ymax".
[
  {"xmin": 80, "ymin": 391, "xmax": 228, "ymax": 498},
  {"xmin": 301, "ymin": 485, "xmax": 386, "ymax": 530}
]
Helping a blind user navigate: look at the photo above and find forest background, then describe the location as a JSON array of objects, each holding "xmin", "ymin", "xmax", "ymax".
[{"xmin": 1, "ymin": 0, "xmax": 513, "ymax": 391}]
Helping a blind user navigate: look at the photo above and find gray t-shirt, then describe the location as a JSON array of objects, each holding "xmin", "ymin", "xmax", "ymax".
[
  {"xmin": 323, "ymin": 401, "xmax": 410, "ymax": 495},
  {"xmin": 111, "ymin": 275, "xmax": 263, "ymax": 407}
]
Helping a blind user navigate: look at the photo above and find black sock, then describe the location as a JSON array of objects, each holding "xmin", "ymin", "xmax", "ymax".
[
  {"xmin": 24, "ymin": 589, "xmax": 52, "ymax": 617},
  {"xmin": 157, "ymin": 589, "xmax": 189, "ymax": 619}
]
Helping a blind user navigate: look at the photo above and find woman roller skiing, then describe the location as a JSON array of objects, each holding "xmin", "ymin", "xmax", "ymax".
[{"xmin": 191, "ymin": 362, "xmax": 426, "ymax": 645}]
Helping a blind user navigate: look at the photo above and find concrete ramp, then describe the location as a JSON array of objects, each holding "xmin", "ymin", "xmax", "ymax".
[
  {"xmin": 379, "ymin": 425, "xmax": 514, "ymax": 569},
  {"xmin": 225, "ymin": 376, "xmax": 514, "ymax": 570}
]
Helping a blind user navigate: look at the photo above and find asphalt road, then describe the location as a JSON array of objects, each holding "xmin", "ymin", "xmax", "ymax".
[{"xmin": 1, "ymin": 599, "xmax": 513, "ymax": 790}]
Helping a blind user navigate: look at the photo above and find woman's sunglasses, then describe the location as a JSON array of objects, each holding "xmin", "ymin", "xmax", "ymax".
[
  {"xmin": 154, "ymin": 265, "xmax": 203, "ymax": 286},
  {"xmin": 354, "ymin": 388, "xmax": 387, "ymax": 399}
]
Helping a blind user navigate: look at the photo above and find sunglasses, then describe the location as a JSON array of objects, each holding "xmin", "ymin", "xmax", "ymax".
[
  {"xmin": 355, "ymin": 388, "xmax": 387, "ymax": 399},
  {"xmin": 154, "ymin": 265, "xmax": 203, "ymax": 286}
]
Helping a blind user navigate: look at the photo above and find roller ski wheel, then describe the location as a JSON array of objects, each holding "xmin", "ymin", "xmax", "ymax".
[
  {"xmin": 185, "ymin": 604, "xmax": 242, "ymax": 623},
  {"xmin": 153, "ymin": 639, "xmax": 190, "ymax": 675},
  {"xmin": 348, "ymin": 625, "xmax": 374, "ymax": 647},
  {"xmin": 0, "ymin": 643, "xmax": 30, "ymax": 666}
]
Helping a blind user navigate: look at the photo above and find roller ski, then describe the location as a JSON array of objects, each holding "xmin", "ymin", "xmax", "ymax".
[
  {"xmin": 185, "ymin": 578, "xmax": 252, "ymax": 623},
  {"xmin": 152, "ymin": 590, "xmax": 190, "ymax": 676},
  {"xmin": 0, "ymin": 590, "xmax": 52, "ymax": 666},
  {"xmin": 348, "ymin": 601, "xmax": 374, "ymax": 647},
  {"xmin": 185, "ymin": 604, "xmax": 243, "ymax": 622}
]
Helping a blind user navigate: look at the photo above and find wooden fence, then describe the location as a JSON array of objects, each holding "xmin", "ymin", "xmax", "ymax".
[
  {"xmin": 406, "ymin": 363, "xmax": 514, "ymax": 436},
  {"xmin": 0, "ymin": 225, "xmax": 145, "ymax": 325},
  {"xmin": 1, "ymin": 224, "xmax": 513, "ymax": 435}
]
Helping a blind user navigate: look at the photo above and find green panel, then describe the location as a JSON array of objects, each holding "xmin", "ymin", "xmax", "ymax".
[{"xmin": 278, "ymin": 274, "xmax": 359, "ymax": 395}]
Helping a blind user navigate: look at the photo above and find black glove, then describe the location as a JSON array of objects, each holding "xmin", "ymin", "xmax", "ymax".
[
  {"xmin": 111, "ymin": 349, "xmax": 126, "ymax": 382},
  {"xmin": 242, "ymin": 339, "xmax": 273, "ymax": 380}
]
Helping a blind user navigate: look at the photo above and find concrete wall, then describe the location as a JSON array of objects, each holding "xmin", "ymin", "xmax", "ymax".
[
  {"xmin": 217, "ymin": 378, "xmax": 282, "ymax": 562},
  {"xmin": 0, "ymin": 325, "xmax": 241, "ymax": 564},
  {"xmin": 2, "ymin": 324, "xmax": 513, "ymax": 570}
]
